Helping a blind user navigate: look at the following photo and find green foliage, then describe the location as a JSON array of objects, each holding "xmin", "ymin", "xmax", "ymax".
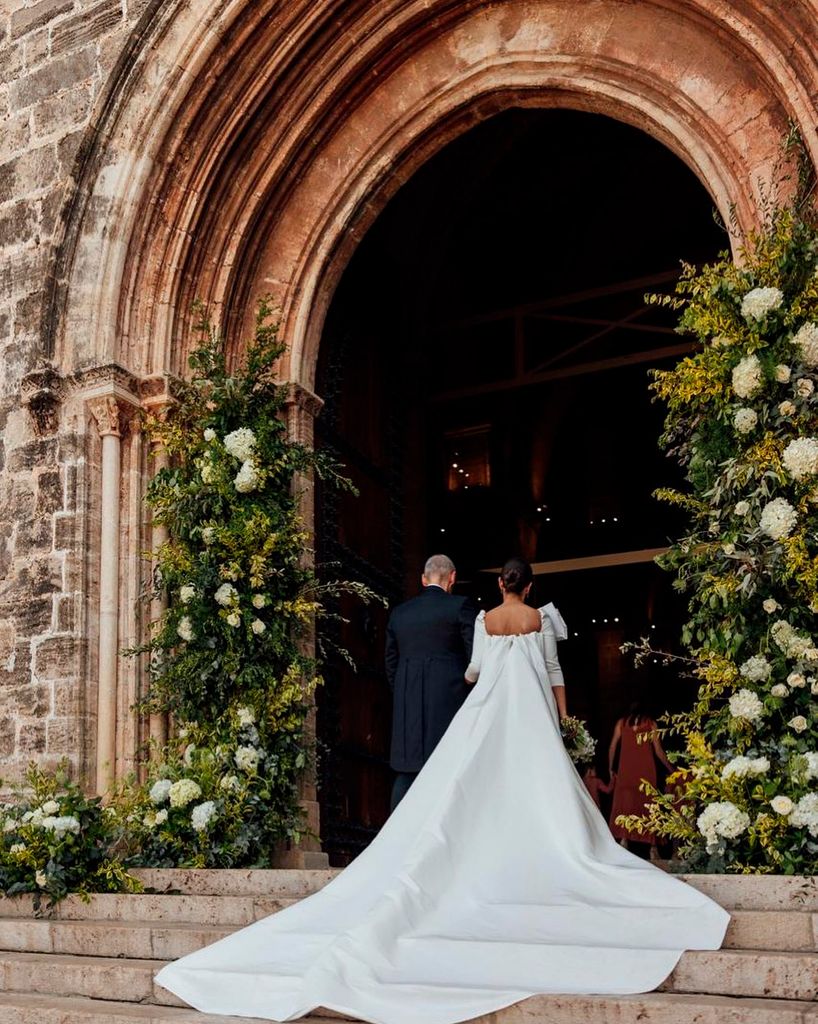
[
  {"xmin": 117, "ymin": 706, "xmax": 309, "ymax": 867},
  {"xmin": 0, "ymin": 763, "xmax": 140, "ymax": 912},
  {"xmin": 627, "ymin": 206, "xmax": 818, "ymax": 874}
]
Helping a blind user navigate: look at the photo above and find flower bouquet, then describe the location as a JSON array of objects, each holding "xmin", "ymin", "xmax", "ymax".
[{"xmin": 560, "ymin": 715, "xmax": 597, "ymax": 767}]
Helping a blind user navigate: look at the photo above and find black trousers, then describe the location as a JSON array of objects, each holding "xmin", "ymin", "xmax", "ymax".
[{"xmin": 390, "ymin": 771, "xmax": 419, "ymax": 812}]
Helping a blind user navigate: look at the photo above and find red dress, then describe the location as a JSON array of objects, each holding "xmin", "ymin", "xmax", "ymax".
[{"xmin": 609, "ymin": 719, "xmax": 658, "ymax": 843}]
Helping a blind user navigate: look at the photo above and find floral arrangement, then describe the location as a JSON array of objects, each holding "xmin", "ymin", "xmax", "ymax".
[
  {"xmin": 118, "ymin": 706, "xmax": 309, "ymax": 867},
  {"xmin": 560, "ymin": 715, "xmax": 597, "ymax": 767},
  {"xmin": 0, "ymin": 764, "xmax": 140, "ymax": 910},
  {"xmin": 619, "ymin": 204, "xmax": 818, "ymax": 873}
]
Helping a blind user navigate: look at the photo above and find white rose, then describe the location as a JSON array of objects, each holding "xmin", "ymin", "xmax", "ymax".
[
  {"xmin": 154, "ymin": 809, "xmax": 168, "ymax": 825},
  {"xmin": 176, "ymin": 616, "xmax": 194, "ymax": 642},
  {"xmin": 179, "ymin": 585, "xmax": 196, "ymax": 604},
  {"xmin": 775, "ymin": 364, "xmax": 791, "ymax": 382},
  {"xmin": 733, "ymin": 407, "xmax": 758, "ymax": 434},
  {"xmin": 787, "ymin": 672, "xmax": 806, "ymax": 689},
  {"xmin": 728, "ymin": 688, "xmax": 764, "ymax": 722},
  {"xmin": 759, "ymin": 497, "xmax": 797, "ymax": 540},
  {"xmin": 812, "ymin": 678, "xmax": 818, "ymax": 695},
  {"xmin": 789, "ymin": 715, "xmax": 809, "ymax": 733},
  {"xmin": 779, "ymin": 400, "xmax": 797, "ymax": 417},
  {"xmin": 734, "ymin": 501, "xmax": 750, "ymax": 516},
  {"xmin": 762, "ymin": 598, "xmax": 779, "ymax": 613},
  {"xmin": 723, "ymin": 542, "xmax": 736, "ymax": 555},
  {"xmin": 214, "ymin": 583, "xmax": 238, "ymax": 607},
  {"xmin": 796, "ymin": 377, "xmax": 815, "ymax": 398},
  {"xmin": 35, "ymin": 871, "xmax": 47, "ymax": 888},
  {"xmin": 771, "ymin": 683, "xmax": 789, "ymax": 697},
  {"xmin": 251, "ymin": 618, "xmax": 266, "ymax": 635},
  {"xmin": 226, "ymin": 611, "xmax": 241, "ymax": 628},
  {"xmin": 203, "ymin": 428, "xmax": 216, "ymax": 442},
  {"xmin": 740, "ymin": 287, "xmax": 783, "ymax": 321},
  {"xmin": 732, "ymin": 354, "xmax": 763, "ymax": 399},
  {"xmin": 771, "ymin": 795, "xmax": 794, "ymax": 815},
  {"xmin": 251, "ymin": 594, "xmax": 267, "ymax": 609},
  {"xmin": 793, "ymin": 322, "xmax": 818, "ymax": 366},
  {"xmin": 783, "ymin": 437, "xmax": 818, "ymax": 481},
  {"xmin": 41, "ymin": 800, "xmax": 59, "ymax": 816},
  {"xmin": 234, "ymin": 460, "xmax": 260, "ymax": 494}
]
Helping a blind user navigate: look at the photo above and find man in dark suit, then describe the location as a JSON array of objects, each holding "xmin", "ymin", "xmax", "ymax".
[{"xmin": 385, "ymin": 554, "xmax": 476, "ymax": 810}]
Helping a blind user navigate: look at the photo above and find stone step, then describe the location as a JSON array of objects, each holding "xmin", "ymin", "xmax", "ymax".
[
  {"xmin": 0, "ymin": 947, "xmax": 815, "ymax": 1007},
  {"xmin": 0, "ymin": 990, "xmax": 816, "ymax": 1024},
  {"xmin": 0, "ymin": 908, "xmax": 814, "ymax": 959},
  {"xmin": 679, "ymin": 875, "xmax": 818, "ymax": 912},
  {"xmin": 0, "ymin": 894, "xmax": 299, "ymax": 925},
  {"xmin": 665, "ymin": 949, "xmax": 818, "ymax": 1002},
  {"xmin": 130, "ymin": 867, "xmax": 338, "ymax": 897}
]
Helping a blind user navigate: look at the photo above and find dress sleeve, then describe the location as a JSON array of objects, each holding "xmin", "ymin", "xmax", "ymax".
[
  {"xmin": 540, "ymin": 615, "xmax": 565, "ymax": 688},
  {"xmin": 464, "ymin": 611, "xmax": 486, "ymax": 683}
]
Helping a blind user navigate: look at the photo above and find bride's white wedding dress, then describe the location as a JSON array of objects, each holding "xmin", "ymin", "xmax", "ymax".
[{"xmin": 156, "ymin": 609, "xmax": 729, "ymax": 1024}]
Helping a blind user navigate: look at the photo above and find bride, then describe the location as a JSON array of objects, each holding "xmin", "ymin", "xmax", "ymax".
[{"xmin": 156, "ymin": 557, "xmax": 729, "ymax": 1024}]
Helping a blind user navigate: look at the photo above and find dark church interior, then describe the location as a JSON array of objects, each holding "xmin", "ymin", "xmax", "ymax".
[{"xmin": 315, "ymin": 108, "xmax": 727, "ymax": 863}]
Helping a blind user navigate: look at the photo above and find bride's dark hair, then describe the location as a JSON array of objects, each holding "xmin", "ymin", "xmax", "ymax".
[{"xmin": 500, "ymin": 557, "xmax": 533, "ymax": 595}]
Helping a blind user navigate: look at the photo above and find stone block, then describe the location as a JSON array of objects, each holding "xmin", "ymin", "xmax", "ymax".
[
  {"xmin": 130, "ymin": 866, "xmax": 338, "ymax": 898},
  {"xmin": 17, "ymin": 720, "xmax": 46, "ymax": 753},
  {"xmin": 32, "ymin": 83, "xmax": 93, "ymax": 141},
  {"xmin": 7, "ymin": 437, "xmax": 56, "ymax": 473},
  {"xmin": 52, "ymin": 678, "xmax": 77, "ymax": 715},
  {"xmin": 0, "ymin": 42, "xmax": 24, "ymax": 82},
  {"xmin": 0, "ymin": 716, "xmax": 15, "ymax": 756},
  {"xmin": 22, "ymin": 28, "xmax": 50, "ymax": 69},
  {"xmin": 53, "ymin": 513, "xmax": 74, "ymax": 550},
  {"xmin": 3, "ymin": 682, "xmax": 50, "ymax": 717},
  {"xmin": 54, "ymin": 593, "xmax": 75, "ymax": 631},
  {"xmin": 45, "ymin": 716, "xmax": 79, "ymax": 753},
  {"xmin": 9, "ymin": 47, "xmax": 95, "ymax": 109},
  {"xmin": 11, "ymin": 596, "xmax": 52, "ymax": 635},
  {"xmin": 10, "ymin": 0, "xmax": 73, "ymax": 40},
  {"xmin": 0, "ymin": 145, "xmax": 59, "ymax": 197},
  {"xmin": 668, "ymin": 948, "xmax": 818, "ymax": 1001},
  {"xmin": 0, "ymin": 639, "xmax": 32, "ymax": 686},
  {"xmin": 0, "ymin": 951, "xmax": 156, "ymax": 1002},
  {"xmin": 0, "ymin": 110, "xmax": 30, "ymax": 163},
  {"xmin": 0, "ymin": 201, "xmax": 38, "ymax": 250},
  {"xmin": 34, "ymin": 635, "xmax": 78, "ymax": 678},
  {"xmin": 35, "ymin": 467, "xmax": 62, "ymax": 514},
  {"xmin": 51, "ymin": 1, "xmax": 122, "ymax": 54}
]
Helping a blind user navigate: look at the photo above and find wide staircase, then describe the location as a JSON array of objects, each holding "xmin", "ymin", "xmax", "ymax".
[{"xmin": 0, "ymin": 869, "xmax": 815, "ymax": 1023}]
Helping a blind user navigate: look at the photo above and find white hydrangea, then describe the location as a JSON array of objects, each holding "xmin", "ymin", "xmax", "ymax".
[
  {"xmin": 179, "ymin": 585, "xmax": 196, "ymax": 605},
  {"xmin": 770, "ymin": 795, "xmax": 794, "ymax": 816},
  {"xmin": 234, "ymin": 460, "xmax": 260, "ymax": 494},
  {"xmin": 733, "ymin": 407, "xmax": 758, "ymax": 434},
  {"xmin": 154, "ymin": 809, "xmax": 168, "ymax": 825},
  {"xmin": 787, "ymin": 672, "xmax": 806, "ymax": 689},
  {"xmin": 804, "ymin": 752, "xmax": 818, "ymax": 779},
  {"xmin": 235, "ymin": 746, "xmax": 260, "ymax": 772},
  {"xmin": 191, "ymin": 800, "xmax": 217, "ymax": 833},
  {"xmin": 41, "ymin": 815, "xmax": 80, "ymax": 838},
  {"xmin": 779, "ymin": 400, "xmax": 797, "ymax": 417},
  {"xmin": 251, "ymin": 618, "xmax": 266, "ymax": 635},
  {"xmin": 237, "ymin": 707, "xmax": 255, "ymax": 727},
  {"xmin": 200, "ymin": 461, "xmax": 216, "ymax": 485},
  {"xmin": 721, "ymin": 755, "xmax": 769, "ymax": 780},
  {"xmin": 149, "ymin": 779, "xmax": 172, "ymax": 804},
  {"xmin": 697, "ymin": 801, "xmax": 750, "ymax": 849},
  {"xmin": 796, "ymin": 377, "xmax": 815, "ymax": 398},
  {"xmin": 214, "ymin": 583, "xmax": 238, "ymax": 607},
  {"xmin": 728, "ymin": 688, "xmax": 764, "ymax": 722},
  {"xmin": 168, "ymin": 779, "xmax": 202, "ymax": 808},
  {"xmin": 740, "ymin": 287, "xmax": 783, "ymax": 321},
  {"xmin": 782, "ymin": 437, "xmax": 818, "ymax": 481},
  {"xmin": 203, "ymin": 428, "xmax": 216, "ymax": 442},
  {"xmin": 793, "ymin": 322, "xmax": 818, "ymax": 366},
  {"xmin": 775, "ymin": 364, "xmax": 792, "ymax": 383},
  {"xmin": 789, "ymin": 715, "xmax": 809, "ymax": 733},
  {"xmin": 41, "ymin": 800, "xmax": 59, "ymax": 816},
  {"xmin": 733, "ymin": 501, "xmax": 750, "ymax": 516},
  {"xmin": 202, "ymin": 526, "xmax": 216, "ymax": 545},
  {"xmin": 770, "ymin": 683, "xmax": 789, "ymax": 698},
  {"xmin": 789, "ymin": 793, "xmax": 818, "ymax": 837},
  {"xmin": 177, "ymin": 616, "xmax": 194, "ymax": 642},
  {"xmin": 2, "ymin": 818, "xmax": 18, "ymax": 833},
  {"xmin": 762, "ymin": 598, "xmax": 779, "ymax": 614},
  {"xmin": 226, "ymin": 611, "xmax": 241, "ymax": 628},
  {"xmin": 220, "ymin": 774, "xmax": 241, "ymax": 792},
  {"xmin": 739, "ymin": 655, "xmax": 772, "ymax": 683},
  {"xmin": 251, "ymin": 594, "xmax": 267, "ymax": 609},
  {"xmin": 759, "ymin": 497, "xmax": 797, "ymax": 540},
  {"xmin": 732, "ymin": 354, "xmax": 763, "ymax": 399},
  {"xmin": 223, "ymin": 428, "xmax": 257, "ymax": 462}
]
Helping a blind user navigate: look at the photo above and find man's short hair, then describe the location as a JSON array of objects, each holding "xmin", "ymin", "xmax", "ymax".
[{"xmin": 424, "ymin": 554, "xmax": 456, "ymax": 579}]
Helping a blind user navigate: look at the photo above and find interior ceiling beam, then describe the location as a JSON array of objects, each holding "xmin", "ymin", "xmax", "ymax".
[
  {"xmin": 482, "ymin": 548, "xmax": 670, "ymax": 576},
  {"xmin": 531, "ymin": 313, "xmax": 677, "ymax": 335},
  {"xmin": 428, "ymin": 341, "xmax": 697, "ymax": 402},
  {"xmin": 434, "ymin": 270, "xmax": 680, "ymax": 331}
]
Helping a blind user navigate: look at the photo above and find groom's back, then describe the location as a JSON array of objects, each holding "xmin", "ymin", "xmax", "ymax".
[{"xmin": 389, "ymin": 588, "xmax": 472, "ymax": 659}]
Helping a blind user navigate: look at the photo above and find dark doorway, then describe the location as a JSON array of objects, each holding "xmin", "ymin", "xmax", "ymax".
[{"xmin": 316, "ymin": 108, "xmax": 725, "ymax": 864}]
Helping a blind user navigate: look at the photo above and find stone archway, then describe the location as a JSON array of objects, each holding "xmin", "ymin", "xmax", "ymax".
[{"xmin": 32, "ymin": 0, "xmax": 818, "ymax": 806}]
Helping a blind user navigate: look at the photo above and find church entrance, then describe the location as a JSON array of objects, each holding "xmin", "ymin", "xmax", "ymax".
[{"xmin": 315, "ymin": 108, "xmax": 724, "ymax": 864}]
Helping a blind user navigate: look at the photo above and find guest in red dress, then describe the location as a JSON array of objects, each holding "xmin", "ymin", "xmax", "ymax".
[
  {"xmin": 607, "ymin": 701, "xmax": 673, "ymax": 860},
  {"xmin": 582, "ymin": 765, "xmax": 613, "ymax": 808}
]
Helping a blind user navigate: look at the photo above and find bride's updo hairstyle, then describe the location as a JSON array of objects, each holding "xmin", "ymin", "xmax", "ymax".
[{"xmin": 500, "ymin": 557, "xmax": 533, "ymax": 594}]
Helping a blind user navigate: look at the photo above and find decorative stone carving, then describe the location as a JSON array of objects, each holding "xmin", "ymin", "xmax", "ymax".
[{"xmin": 21, "ymin": 365, "xmax": 64, "ymax": 436}]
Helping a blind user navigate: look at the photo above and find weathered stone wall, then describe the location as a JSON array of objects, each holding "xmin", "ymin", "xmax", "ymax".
[
  {"xmin": 0, "ymin": 0, "xmax": 144, "ymax": 783},
  {"xmin": 2, "ymin": 0, "xmax": 818, "ymax": 795}
]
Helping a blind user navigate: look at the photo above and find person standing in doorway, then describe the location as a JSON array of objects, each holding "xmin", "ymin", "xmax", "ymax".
[
  {"xmin": 608, "ymin": 700, "xmax": 673, "ymax": 859},
  {"xmin": 385, "ymin": 554, "xmax": 476, "ymax": 811}
]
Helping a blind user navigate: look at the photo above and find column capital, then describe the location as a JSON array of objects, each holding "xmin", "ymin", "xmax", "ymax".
[
  {"xmin": 284, "ymin": 382, "xmax": 324, "ymax": 419},
  {"xmin": 21, "ymin": 363, "xmax": 65, "ymax": 436}
]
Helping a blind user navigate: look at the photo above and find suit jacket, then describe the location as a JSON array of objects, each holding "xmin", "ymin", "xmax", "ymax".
[{"xmin": 385, "ymin": 586, "xmax": 476, "ymax": 772}]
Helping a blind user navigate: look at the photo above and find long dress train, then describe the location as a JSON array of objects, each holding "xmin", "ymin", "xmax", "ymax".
[{"xmin": 155, "ymin": 611, "xmax": 729, "ymax": 1024}]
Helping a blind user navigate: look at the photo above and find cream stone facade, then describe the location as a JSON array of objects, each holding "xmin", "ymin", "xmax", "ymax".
[{"xmin": 1, "ymin": 0, "xmax": 818, "ymax": 791}]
